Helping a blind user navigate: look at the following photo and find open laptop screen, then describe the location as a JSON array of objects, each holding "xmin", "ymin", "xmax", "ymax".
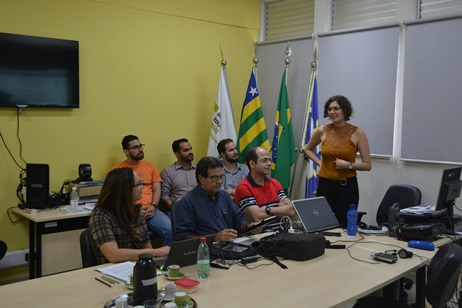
[{"xmin": 293, "ymin": 197, "xmax": 339, "ymax": 232}]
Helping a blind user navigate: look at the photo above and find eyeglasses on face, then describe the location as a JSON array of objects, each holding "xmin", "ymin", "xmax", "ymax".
[
  {"xmin": 133, "ymin": 181, "xmax": 143, "ymax": 188},
  {"xmin": 327, "ymin": 106, "xmax": 341, "ymax": 112},
  {"xmin": 126, "ymin": 144, "xmax": 145, "ymax": 150},
  {"xmin": 207, "ymin": 174, "xmax": 225, "ymax": 183},
  {"xmin": 257, "ymin": 157, "xmax": 272, "ymax": 164}
]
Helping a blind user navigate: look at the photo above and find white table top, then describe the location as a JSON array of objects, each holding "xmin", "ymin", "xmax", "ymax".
[{"xmin": 0, "ymin": 231, "xmax": 441, "ymax": 308}]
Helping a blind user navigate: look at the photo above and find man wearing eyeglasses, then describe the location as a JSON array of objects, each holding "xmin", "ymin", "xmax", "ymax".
[
  {"xmin": 217, "ymin": 138, "xmax": 249, "ymax": 201},
  {"xmin": 235, "ymin": 147, "xmax": 295, "ymax": 231},
  {"xmin": 113, "ymin": 135, "xmax": 172, "ymax": 247},
  {"xmin": 174, "ymin": 156, "xmax": 256, "ymax": 242}
]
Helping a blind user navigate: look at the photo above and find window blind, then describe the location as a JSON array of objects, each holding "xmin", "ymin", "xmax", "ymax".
[
  {"xmin": 332, "ymin": 0, "xmax": 398, "ymax": 31},
  {"xmin": 420, "ymin": 0, "xmax": 462, "ymax": 19},
  {"xmin": 265, "ymin": 0, "xmax": 315, "ymax": 41}
]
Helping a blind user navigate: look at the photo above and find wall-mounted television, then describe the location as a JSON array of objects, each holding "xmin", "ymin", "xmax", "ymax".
[{"xmin": 0, "ymin": 32, "xmax": 79, "ymax": 108}]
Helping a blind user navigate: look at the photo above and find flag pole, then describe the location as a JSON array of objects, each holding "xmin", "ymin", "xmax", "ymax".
[
  {"xmin": 289, "ymin": 45, "xmax": 318, "ymax": 199},
  {"xmin": 283, "ymin": 42, "xmax": 295, "ymax": 197}
]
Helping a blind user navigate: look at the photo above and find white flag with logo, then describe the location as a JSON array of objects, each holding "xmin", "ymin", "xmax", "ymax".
[{"xmin": 207, "ymin": 67, "xmax": 236, "ymax": 157}]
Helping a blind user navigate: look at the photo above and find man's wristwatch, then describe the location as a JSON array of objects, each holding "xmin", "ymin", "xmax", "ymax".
[
  {"xmin": 265, "ymin": 205, "xmax": 272, "ymax": 215},
  {"xmin": 348, "ymin": 163, "xmax": 354, "ymax": 170}
]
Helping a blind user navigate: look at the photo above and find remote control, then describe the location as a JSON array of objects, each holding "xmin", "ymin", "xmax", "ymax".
[
  {"xmin": 241, "ymin": 255, "xmax": 259, "ymax": 264},
  {"xmin": 373, "ymin": 252, "xmax": 398, "ymax": 263}
]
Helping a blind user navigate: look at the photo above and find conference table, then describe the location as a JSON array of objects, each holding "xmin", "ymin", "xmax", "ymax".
[{"xmin": 0, "ymin": 231, "xmax": 448, "ymax": 307}]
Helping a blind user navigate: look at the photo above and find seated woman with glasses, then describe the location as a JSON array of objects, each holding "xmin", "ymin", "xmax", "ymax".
[
  {"xmin": 88, "ymin": 167, "xmax": 170, "ymax": 264},
  {"xmin": 174, "ymin": 156, "xmax": 260, "ymax": 242}
]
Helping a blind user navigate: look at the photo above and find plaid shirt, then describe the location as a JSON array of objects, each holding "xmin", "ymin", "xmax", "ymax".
[{"xmin": 89, "ymin": 207, "xmax": 150, "ymax": 264}]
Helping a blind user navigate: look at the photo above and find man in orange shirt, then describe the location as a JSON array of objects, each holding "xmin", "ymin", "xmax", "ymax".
[{"xmin": 113, "ymin": 135, "xmax": 172, "ymax": 246}]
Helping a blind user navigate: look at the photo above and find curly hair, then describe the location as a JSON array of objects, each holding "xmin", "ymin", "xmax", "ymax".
[{"xmin": 323, "ymin": 95, "xmax": 353, "ymax": 121}]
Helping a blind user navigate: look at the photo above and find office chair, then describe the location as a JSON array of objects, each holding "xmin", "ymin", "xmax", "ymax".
[
  {"xmin": 79, "ymin": 228, "xmax": 98, "ymax": 267},
  {"xmin": 353, "ymin": 243, "xmax": 462, "ymax": 308},
  {"xmin": 170, "ymin": 198, "xmax": 182, "ymax": 239},
  {"xmin": 376, "ymin": 184, "xmax": 421, "ymax": 226},
  {"xmin": 0, "ymin": 240, "xmax": 7, "ymax": 260},
  {"xmin": 358, "ymin": 184, "xmax": 421, "ymax": 227}
]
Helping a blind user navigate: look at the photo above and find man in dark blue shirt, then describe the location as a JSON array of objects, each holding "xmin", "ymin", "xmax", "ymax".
[{"xmin": 174, "ymin": 156, "xmax": 254, "ymax": 242}]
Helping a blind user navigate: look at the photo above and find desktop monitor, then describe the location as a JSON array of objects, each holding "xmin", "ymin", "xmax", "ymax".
[{"xmin": 435, "ymin": 167, "xmax": 462, "ymax": 218}]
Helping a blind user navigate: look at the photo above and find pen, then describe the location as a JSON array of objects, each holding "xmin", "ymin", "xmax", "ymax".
[
  {"xmin": 101, "ymin": 276, "xmax": 119, "ymax": 284},
  {"xmin": 95, "ymin": 277, "xmax": 112, "ymax": 288}
]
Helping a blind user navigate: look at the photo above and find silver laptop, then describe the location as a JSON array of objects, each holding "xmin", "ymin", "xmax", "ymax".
[{"xmin": 293, "ymin": 197, "xmax": 339, "ymax": 232}]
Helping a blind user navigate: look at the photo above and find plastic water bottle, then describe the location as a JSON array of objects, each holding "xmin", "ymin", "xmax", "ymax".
[
  {"xmin": 197, "ymin": 237, "xmax": 210, "ymax": 279},
  {"xmin": 69, "ymin": 186, "xmax": 79, "ymax": 212},
  {"xmin": 347, "ymin": 204, "xmax": 358, "ymax": 236},
  {"xmin": 133, "ymin": 253, "xmax": 157, "ymax": 305}
]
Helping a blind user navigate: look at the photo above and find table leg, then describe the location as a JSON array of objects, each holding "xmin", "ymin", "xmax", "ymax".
[
  {"xmin": 28, "ymin": 220, "xmax": 35, "ymax": 279},
  {"xmin": 415, "ymin": 265, "xmax": 426, "ymax": 308},
  {"xmin": 36, "ymin": 222, "xmax": 42, "ymax": 278}
]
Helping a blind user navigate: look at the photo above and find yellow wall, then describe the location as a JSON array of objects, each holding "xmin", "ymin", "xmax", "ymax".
[{"xmin": 0, "ymin": 0, "xmax": 260, "ymax": 280}]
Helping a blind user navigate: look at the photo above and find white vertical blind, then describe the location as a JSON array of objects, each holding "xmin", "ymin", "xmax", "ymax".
[
  {"xmin": 420, "ymin": 0, "xmax": 462, "ymax": 19},
  {"xmin": 265, "ymin": 0, "xmax": 315, "ymax": 41},
  {"xmin": 332, "ymin": 0, "xmax": 398, "ymax": 30}
]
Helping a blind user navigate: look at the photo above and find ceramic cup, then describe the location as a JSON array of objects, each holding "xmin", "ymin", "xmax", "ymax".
[
  {"xmin": 128, "ymin": 274, "xmax": 134, "ymax": 287},
  {"xmin": 164, "ymin": 302, "xmax": 178, "ymax": 308},
  {"xmin": 167, "ymin": 264, "xmax": 181, "ymax": 278},
  {"xmin": 161, "ymin": 283, "xmax": 177, "ymax": 300},
  {"xmin": 174, "ymin": 291, "xmax": 188, "ymax": 308}
]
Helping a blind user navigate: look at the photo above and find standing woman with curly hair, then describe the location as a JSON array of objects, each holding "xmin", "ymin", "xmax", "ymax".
[
  {"xmin": 89, "ymin": 167, "xmax": 170, "ymax": 264},
  {"xmin": 304, "ymin": 95, "xmax": 372, "ymax": 227}
]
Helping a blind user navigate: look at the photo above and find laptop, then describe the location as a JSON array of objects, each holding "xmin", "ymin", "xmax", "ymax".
[
  {"xmin": 293, "ymin": 197, "xmax": 339, "ymax": 232},
  {"xmin": 155, "ymin": 235, "xmax": 215, "ymax": 270}
]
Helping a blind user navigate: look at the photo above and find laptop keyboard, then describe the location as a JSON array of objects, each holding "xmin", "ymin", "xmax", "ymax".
[{"xmin": 154, "ymin": 256, "xmax": 167, "ymax": 270}]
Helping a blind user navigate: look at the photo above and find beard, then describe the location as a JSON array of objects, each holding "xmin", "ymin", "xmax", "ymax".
[
  {"xmin": 129, "ymin": 151, "xmax": 144, "ymax": 161},
  {"xmin": 180, "ymin": 153, "xmax": 194, "ymax": 163},
  {"xmin": 226, "ymin": 156, "xmax": 238, "ymax": 163}
]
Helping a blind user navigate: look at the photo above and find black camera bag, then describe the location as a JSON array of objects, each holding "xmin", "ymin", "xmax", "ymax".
[{"xmin": 256, "ymin": 233, "xmax": 326, "ymax": 261}]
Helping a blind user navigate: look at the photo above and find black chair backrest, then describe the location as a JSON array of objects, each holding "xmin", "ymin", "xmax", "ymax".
[
  {"xmin": 376, "ymin": 184, "xmax": 421, "ymax": 225},
  {"xmin": 426, "ymin": 243, "xmax": 462, "ymax": 308},
  {"xmin": 170, "ymin": 198, "xmax": 182, "ymax": 239},
  {"xmin": 0, "ymin": 240, "xmax": 7, "ymax": 260},
  {"xmin": 80, "ymin": 228, "xmax": 98, "ymax": 268}
]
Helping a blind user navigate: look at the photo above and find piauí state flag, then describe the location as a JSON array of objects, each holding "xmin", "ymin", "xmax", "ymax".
[{"xmin": 236, "ymin": 68, "xmax": 270, "ymax": 163}]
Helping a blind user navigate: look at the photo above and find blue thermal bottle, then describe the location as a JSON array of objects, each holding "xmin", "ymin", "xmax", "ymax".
[{"xmin": 347, "ymin": 204, "xmax": 358, "ymax": 236}]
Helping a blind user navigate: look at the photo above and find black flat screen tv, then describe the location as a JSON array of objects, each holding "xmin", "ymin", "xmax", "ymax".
[{"xmin": 0, "ymin": 32, "xmax": 79, "ymax": 108}]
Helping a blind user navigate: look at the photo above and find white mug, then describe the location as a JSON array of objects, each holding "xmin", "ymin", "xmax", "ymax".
[{"xmin": 164, "ymin": 302, "xmax": 177, "ymax": 308}]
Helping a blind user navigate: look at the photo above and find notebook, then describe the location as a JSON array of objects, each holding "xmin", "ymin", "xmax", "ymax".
[
  {"xmin": 156, "ymin": 235, "xmax": 215, "ymax": 270},
  {"xmin": 293, "ymin": 197, "xmax": 339, "ymax": 232}
]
